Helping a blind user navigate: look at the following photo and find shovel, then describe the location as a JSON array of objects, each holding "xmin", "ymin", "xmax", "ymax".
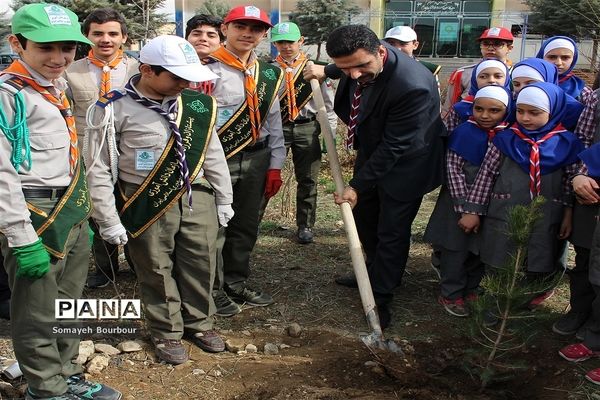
[{"xmin": 307, "ymin": 67, "xmax": 402, "ymax": 354}]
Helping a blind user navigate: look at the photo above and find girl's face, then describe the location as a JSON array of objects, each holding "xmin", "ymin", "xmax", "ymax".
[
  {"xmin": 476, "ymin": 67, "xmax": 506, "ymax": 89},
  {"xmin": 512, "ymin": 77, "xmax": 541, "ymax": 95},
  {"xmin": 516, "ymin": 104, "xmax": 550, "ymax": 131},
  {"xmin": 544, "ymin": 48, "xmax": 574, "ymax": 74},
  {"xmin": 472, "ymin": 98, "xmax": 507, "ymax": 129}
]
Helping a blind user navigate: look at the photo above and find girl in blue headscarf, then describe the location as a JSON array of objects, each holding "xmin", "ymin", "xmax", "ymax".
[
  {"xmin": 462, "ymin": 83, "xmax": 584, "ymax": 314},
  {"xmin": 444, "ymin": 59, "xmax": 511, "ymax": 132},
  {"xmin": 511, "ymin": 57, "xmax": 584, "ymax": 129},
  {"xmin": 424, "ymin": 85, "xmax": 512, "ymax": 318}
]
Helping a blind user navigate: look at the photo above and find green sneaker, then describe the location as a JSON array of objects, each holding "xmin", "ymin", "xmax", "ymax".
[{"xmin": 66, "ymin": 375, "xmax": 122, "ymax": 400}]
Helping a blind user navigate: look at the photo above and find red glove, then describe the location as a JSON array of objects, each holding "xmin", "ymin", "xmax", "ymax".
[{"xmin": 264, "ymin": 169, "xmax": 283, "ymax": 199}]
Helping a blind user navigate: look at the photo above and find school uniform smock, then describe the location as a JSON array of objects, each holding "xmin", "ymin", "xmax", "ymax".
[
  {"xmin": 206, "ymin": 49, "xmax": 285, "ymax": 289},
  {"xmin": 463, "ymin": 84, "xmax": 583, "ymax": 273},
  {"xmin": 0, "ymin": 62, "xmax": 89, "ymax": 396},
  {"xmin": 85, "ymin": 75, "xmax": 233, "ymax": 338}
]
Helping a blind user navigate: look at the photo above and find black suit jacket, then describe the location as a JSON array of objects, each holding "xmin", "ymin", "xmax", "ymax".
[{"xmin": 332, "ymin": 43, "xmax": 445, "ymax": 201}]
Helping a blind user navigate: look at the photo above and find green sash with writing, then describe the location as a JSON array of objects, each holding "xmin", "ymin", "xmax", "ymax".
[
  {"xmin": 28, "ymin": 161, "xmax": 92, "ymax": 259},
  {"xmin": 115, "ymin": 90, "xmax": 216, "ymax": 237},
  {"xmin": 279, "ymin": 58, "xmax": 314, "ymax": 122},
  {"xmin": 218, "ymin": 60, "xmax": 283, "ymax": 158}
]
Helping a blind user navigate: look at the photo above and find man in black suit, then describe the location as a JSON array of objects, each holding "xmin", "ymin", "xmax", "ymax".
[{"xmin": 305, "ymin": 25, "xmax": 444, "ymax": 328}]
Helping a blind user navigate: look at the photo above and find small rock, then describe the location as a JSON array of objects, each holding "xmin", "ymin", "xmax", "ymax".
[
  {"xmin": 364, "ymin": 361, "xmax": 377, "ymax": 367},
  {"xmin": 241, "ymin": 330, "xmax": 252, "ymax": 337},
  {"xmin": 126, "ymin": 360, "xmax": 134, "ymax": 366},
  {"xmin": 279, "ymin": 344, "xmax": 291, "ymax": 349},
  {"xmin": 263, "ymin": 343, "xmax": 279, "ymax": 355},
  {"xmin": 174, "ymin": 361, "xmax": 191, "ymax": 370},
  {"xmin": 287, "ymin": 323, "xmax": 302, "ymax": 338},
  {"xmin": 78, "ymin": 341, "xmax": 95, "ymax": 360},
  {"xmin": 371, "ymin": 366, "xmax": 386, "ymax": 375},
  {"xmin": 192, "ymin": 369, "xmax": 206, "ymax": 375},
  {"xmin": 225, "ymin": 339, "xmax": 246, "ymax": 353},
  {"xmin": 73, "ymin": 354, "xmax": 88, "ymax": 365},
  {"xmin": 236, "ymin": 350, "xmax": 247, "ymax": 355},
  {"xmin": 117, "ymin": 341, "xmax": 143, "ymax": 353},
  {"xmin": 245, "ymin": 344, "xmax": 257, "ymax": 353},
  {"xmin": 86, "ymin": 354, "xmax": 110, "ymax": 375},
  {"xmin": 335, "ymin": 220, "xmax": 344, "ymax": 228},
  {"xmin": 266, "ymin": 318, "xmax": 278, "ymax": 323},
  {"xmin": 94, "ymin": 343, "xmax": 121, "ymax": 356},
  {"xmin": 208, "ymin": 369, "xmax": 222, "ymax": 378}
]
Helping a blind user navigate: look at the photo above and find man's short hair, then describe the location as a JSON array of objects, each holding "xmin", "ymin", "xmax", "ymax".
[
  {"xmin": 326, "ymin": 25, "xmax": 380, "ymax": 58},
  {"xmin": 82, "ymin": 8, "xmax": 128, "ymax": 36},
  {"xmin": 185, "ymin": 14, "xmax": 224, "ymax": 42}
]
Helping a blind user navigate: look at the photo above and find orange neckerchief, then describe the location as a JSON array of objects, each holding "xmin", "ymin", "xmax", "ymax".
[
  {"xmin": 3, "ymin": 60, "xmax": 78, "ymax": 175},
  {"xmin": 211, "ymin": 46, "xmax": 261, "ymax": 141},
  {"xmin": 87, "ymin": 49, "xmax": 124, "ymax": 96},
  {"xmin": 275, "ymin": 52, "xmax": 306, "ymax": 122}
]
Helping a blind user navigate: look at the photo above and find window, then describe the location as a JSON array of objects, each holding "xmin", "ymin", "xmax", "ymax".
[{"xmin": 460, "ymin": 18, "xmax": 489, "ymax": 57}]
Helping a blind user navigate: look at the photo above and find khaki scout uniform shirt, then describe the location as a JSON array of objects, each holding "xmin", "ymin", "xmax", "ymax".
[
  {"xmin": 205, "ymin": 50, "xmax": 286, "ymax": 169},
  {"xmin": 64, "ymin": 55, "xmax": 139, "ymax": 139},
  {"xmin": 0, "ymin": 63, "xmax": 73, "ymax": 247},
  {"xmin": 273, "ymin": 53, "xmax": 338, "ymax": 133},
  {"xmin": 85, "ymin": 77, "xmax": 233, "ymax": 230}
]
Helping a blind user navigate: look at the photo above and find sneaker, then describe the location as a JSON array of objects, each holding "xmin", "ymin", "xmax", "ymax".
[
  {"xmin": 586, "ymin": 368, "xmax": 600, "ymax": 385},
  {"xmin": 25, "ymin": 390, "xmax": 81, "ymax": 400},
  {"xmin": 552, "ymin": 311, "xmax": 589, "ymax": 336},
  {"xmin": 528, "ymin": 289, "xmax": 555, "ymax": 310},
  {"xmin": 66, "ymin": 374, "xmax": 122, "ymax": 400},
  {"xmin": 438, "ymin": 296, "xmax": 469, "ymax": 317},
  {"xmin": 188, "ymin": 330, "xmax": 225, "ymax": 353},
  {"xmin": 576, "ymin": 318, "xmax": 594, "ymax": 341},
  {"xmin": 297, "ymin": 227, "xmax": 314, "ymax": 244},
  {"xmin": 213, "ymin": 290, "xmax": 241, "ymax": 317},
  {"xmin": 85, "ymin": 273, "xmax": 111, "ymax": 289},
  {"xmin": 152, "ymin": 338, "xmax": 188, "ymax": 365},
  {"xmin": 558, "ymin": 343, "xmax": 600, "ymax": 362},
  {"xmin": 225, "ymin": 284, "xmax": 273, "ymax": 307}
]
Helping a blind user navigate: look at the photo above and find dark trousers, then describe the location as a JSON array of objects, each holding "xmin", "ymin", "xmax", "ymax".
[
  {"xmin": 0, "ymin": 251, "xmax": 9, "ymax": 302},
  {"xmin": 568, "ymin": 246, "xmax": 594, "ymax": 314},
  {"xmin": 89, "ymin": 219, "xmax": 133, "ymax": 278},
  {"xmin": 353, "ymin": 186, "xmax": 422, "ymax": 299},
  {"xmin": 440, "ymin": 248, "xmax": 484, "ymax": 300}
]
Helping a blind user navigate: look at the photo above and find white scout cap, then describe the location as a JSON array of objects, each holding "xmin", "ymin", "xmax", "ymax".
[{"xmin": 384, "ymin": 26, "xmax": 417, "ymax": 42}]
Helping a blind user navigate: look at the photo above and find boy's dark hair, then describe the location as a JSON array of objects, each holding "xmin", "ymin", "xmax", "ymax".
[
  {"xmin": 15, "ymin": 33, "xmax": 28, "ymax": 49},
  {"xmin": 185, "ymin": 14, "xmax": 224, "ymax": 42},
  {"xmin": 82, "ymin": 8, "xmax": 128, "ymax": 36},
  {"xmin": 148, "ymin": 65, "xmax": 167, "ymax": 75},
  {"xmin": 326, "ymin": 25, "xmax": 381, "ymax": 58}
]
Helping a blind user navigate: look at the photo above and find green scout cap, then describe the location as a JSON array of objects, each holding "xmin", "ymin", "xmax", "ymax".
[
  {"xmin": 12, "ymin": 3, "xmax": 92, "ymax": 45},
  {"xmin": 270, "ymin": 22, "xmax": 301, "ymax": 42}
]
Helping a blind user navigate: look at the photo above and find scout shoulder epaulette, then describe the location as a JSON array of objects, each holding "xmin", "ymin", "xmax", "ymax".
[
  {"xmin": 96, "ymin": 89, "xmax": 127, "ymax": 108},
  {"xmin": 0, "ymin": 75, "xmax": 29, "ymax": 95}
]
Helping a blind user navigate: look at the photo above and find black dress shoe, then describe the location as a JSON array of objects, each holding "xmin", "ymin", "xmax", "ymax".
[
  {"xmin": 334, "ymin": 274, "xmax": 358, "ymax": 288},
  {"xmin": 297, "ymin": 227, "xmax": 314, "ymax": 244},
  {"xmin": 378, "ymin": 304, "xmax": 391, "ymax": 329}
]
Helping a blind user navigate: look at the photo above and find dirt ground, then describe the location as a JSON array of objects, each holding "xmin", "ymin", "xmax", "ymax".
[{"xmin": 1, "ymin": 153, "xmax": 599, "ymax": 400}]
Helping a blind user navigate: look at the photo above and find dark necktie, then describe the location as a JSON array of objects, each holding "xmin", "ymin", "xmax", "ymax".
[{"xmin": 346, "ymin": 83, "xmax": 366, "ymax": 150}]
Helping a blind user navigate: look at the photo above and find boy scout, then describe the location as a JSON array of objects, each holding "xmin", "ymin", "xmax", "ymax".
[
  {"xmin": 268, "ymin": 22, "xmax": 337, "ymax": 244},
  {"xmin": 85, "ymin": 35, "xmax": 233, "ymax": 364},
  {"xmin": 0, "ymin": 4, "xmax": 121, "ymax": 400},
  {"xmin": 64, "ymin": 8, "xmax": 139, "ymax": 289},
  {"xmin": 206, "ymin": 5, "xmax": 286, "ymax": 317}
]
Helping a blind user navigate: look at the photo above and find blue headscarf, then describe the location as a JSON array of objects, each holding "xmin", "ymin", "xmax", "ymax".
[
  {"xmin": 449, "ymin": 86, "xmax": 512, "ymax": 166},
  {"xmin": 536, "ymin": 36, "xmax": 586, "ymax": 99},
  {"xmin": 493, "ymin": 82, "xmax": 584, "ymax": 175},
  {"xmin": 453, "ymin": 59, "xmax": 511, "ymax": 121},
  {"xmin": 511, "ymin": 57, "xmax": 583, "ymax": 128},
  {"xmin": 579, "ymin": 143, "xmax": 600, "ymax": 178}
]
